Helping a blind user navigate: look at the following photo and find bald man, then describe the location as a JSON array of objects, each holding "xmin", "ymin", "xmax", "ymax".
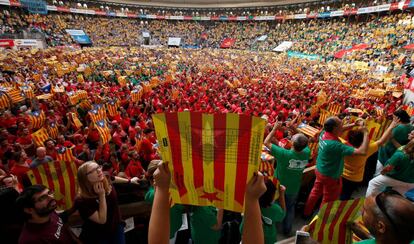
[
  {"xmin": 357, "ymin": 190, "xmax": 414, "ymax": 244},
  {"xmin": 264, "ymin": 123, "xmax": 311, "ymax": 235},
  {"xmin": 30, "ymin": 147, "xmax": 54, "ymax": 169},
  {"xmin": 304, "ymin": 116, "xmax": 369, "ymax": 217}
]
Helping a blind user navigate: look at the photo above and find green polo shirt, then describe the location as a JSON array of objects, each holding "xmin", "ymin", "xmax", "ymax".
[
  {"xmin": 316, "ymin": 131, "xmax": 355, "ymax": 179},
  {"xmin": 144, "ymin": 186, "xmax": 184, "ymax": 239},
  {"xmin": 378, "ymin": 124, "xmax": 414, "ymax": 165},
  {"xmin": 190, "ymin": 206, "xmax": 220, "ymax": 244},
  {"xmin": 271, "ymin": 144, "xmax": 311, "ymax": 196},
  {"xmin": 385, "ymin": 148, "xmax": 414, "ymax": 183}
]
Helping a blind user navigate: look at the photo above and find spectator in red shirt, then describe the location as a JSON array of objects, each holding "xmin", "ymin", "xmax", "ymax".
[
  {"xmin": 124, "ymin": 151, "xmax": 145, "ymax": 179},
  {"xmin": 10, "ymin": 151, "xmax": 31, "ymax": 187},
  {"xmin": 56, "ymin": 135, "xmax": 74, "ymax": 149},
  {"xmin": 16, "ymin": 128, "xmax": 34, "ymax": 154},
  {"xmin": 44, "ymin": 140, "xmax": 57, "ymax": 160}
]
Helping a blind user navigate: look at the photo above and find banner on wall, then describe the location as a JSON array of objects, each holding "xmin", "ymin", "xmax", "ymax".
[
  {"xmin": 273, "ymin": 41, "xmax": 293, "ymax": 52},
  {"xmin": 287, "ymin": 51, "xmax": 321, "ymax": 60},
  {"xmin": 168, "ymin": 37, "xmax": 181, "ymax": 46},
  {"xmin": 153, "ymin": 112, "xmax": 265, "ymax": 212},
  {"xmin": 65, "ymin": 29, "xmax": 92, "ymax": 44}
]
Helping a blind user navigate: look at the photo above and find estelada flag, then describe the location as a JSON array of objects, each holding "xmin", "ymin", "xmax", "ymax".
[
  {"xmin": 32, "ymin": 127, "xmax": 49, "ymax": 147},
  {"xmin": 95, "ymin": 119, "xmax": 111, "ymax": 145},
  {"xmin": 153, "ymin": 112, "xmax": 265, "ymax": 212},
  {"xmin": 220, "ymin": 38, "xmax": 236, "ymax": 48},
  {"xmin": 28, "ymin": 110, "xmax": 46, "ymax": 130},
  {"xmin": 88, "ymin": 104, "xmax": 107, "ymax": 123},
  {"xmin": 131, "ymin": 87, "xmax": 143, "ymax": 102},
  {"xmin": 307, "ymin": 198, "xmax": 364, "ymax": 244},
  {"xmin": 297, "ymin": 123, "xmax": 320, "ymax": 138},
  {"xmin": 0, "ymin": 86, "xmax": 24, "ymax": 104},
  {"xmin": 106, "ymin": 99, "xmax": 120, "ymax": 117},
  {"xmin": 47, "ymin": 121, "xmax": 59, "ymax": 139},
  {"xmin": 26, "ymin": 160, "xmax": 78, "ymax": 210},
  {"xmin": 56, "ymin": 146, "xmax": 76, "ymax": 164}
]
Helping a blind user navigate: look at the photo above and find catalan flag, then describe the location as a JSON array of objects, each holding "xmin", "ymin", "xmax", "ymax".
[
  {"xmin": 32, "ymin": 127, "xmax": 49, "ymax": 147},
  {"xmin": 365, "ymin": 119, "xmax": 382, "ymax": 141},
  {"xmin": 95, "ymin": 120, "xmax": 111, "ymax": 145},
  {"xmin": 78, "ymin": 99, "xmax": 92, "ymax": 111},
  {"xmin": 327, "ymin": 103, "xmax": 342, "ymax": 115},
  {"xmin": 21, "ymin": 86, "xmax": 35, "ymax": 99},
  {"xmin": 0, "ymin": 86, "xmax": 24, "ymax": 104},
  {"xmin": 106, "ymin": 99, "xmax": 120, "ymax": 117},
  {"xmin": 131, "ymin": 87, "xmax": 143, "ymax": 102},
  {"xmin": 153, "ymin": 112, "xmax": 265, "ymax": 212},
  {"xmin": 403, "ymin": 105, "xmax": 414, "ymax": 117},
  {"xmin": 67, "ymin": 92, "xmax": 79, "ymax": 105},
  {"xmin": 307, "ymin": 198, "xmax": 364, "ymax": 244},
  {"xmin": 0, "ymin": 92, "xmax": 10, "ymax": 110},
  {"xmin": 28, "ymin": 110, "xmax": 46, "ymax": 130},
  {"xmin": 47, "ymin": 121, "xmax": 59, "ymax": 139},
  {"xmin": 297, "ymin": 123, "xmax": 320, "ymax": 138},
  {"xmin": 76, "ymin": 90, "xmax": 88, "ymax": 100},
  {"xmin": 56, "ymin": 146, "xmax": 76, "ymax": 164},
  {"xmin": 88, "ymin": 104, "xmax": 107, "ymax": 123},
  {"xmin": 309, "ymin": 141, "xmax": 319, "ymax": 160},
  {"xmin": 69, "ymin": 112, "xmax": 83, "ymax": 129},
  {"xmin": 26, "ymin": 160, "xmax": 77, "ymax": 210},
  {"xmin": 318, "ymin": 109, "xmax": 332, "ymax": 126}
]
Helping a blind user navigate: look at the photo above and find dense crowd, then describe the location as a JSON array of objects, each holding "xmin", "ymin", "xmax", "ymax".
[
  {"xmin": 1, "ymin": 6, "xmax": 414, "ymax": 65},
  {"xmin": 0, "ymin": 44, "xmax": 412, "ymax": 243}
]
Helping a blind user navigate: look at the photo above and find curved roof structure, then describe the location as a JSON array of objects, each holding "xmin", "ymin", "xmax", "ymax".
[{"xmin": 98, "ymin": 0, "xmax": 317, "ymax": 8}]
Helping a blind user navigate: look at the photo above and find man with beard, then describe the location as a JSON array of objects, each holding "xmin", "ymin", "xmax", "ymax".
[{"xmin": 16, "ymin": 185, "xmax": 78, "ymax": 243}]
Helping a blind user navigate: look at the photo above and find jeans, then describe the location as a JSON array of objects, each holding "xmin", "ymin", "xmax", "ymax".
[{"xmin": 282, "ymin": 194, "xmax": 298, "ymax": 235}]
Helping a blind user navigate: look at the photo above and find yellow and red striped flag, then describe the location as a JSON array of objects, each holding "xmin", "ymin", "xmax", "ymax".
[
  {"xmin": 28, "ymin": 110, "xmax": 46, "ymax": 130},
  {"xmin": 67, "ymin": 92, "xmax": 79, "ymax": 105},
  {"xmin": 297, "ymin": 123, "xmax": 320, "ymax": 138},
  {"xmin": 327, "ymin": 103, "xmax": 342, "ymax": 115},
  {"xmin": 88, "ymin": 104, "xmax": 107, "ymax": 123},
  {"xmin": 26, "ymin": 160, "xmax": 77, "ymax": 210},
  {"xmin": 47, "ymin": 121, "xmax": 59, "ymax": 139},
  {"xmin": 0, "ymin": 92, "xmax": 10, "ymax": 110},
  {"xmin": 318, "ymin": 109, "xmax": 332, "ymax": 126},
  {"xmin": 32, "ymin": 127, "xmax": 49, "ymax": 147},
  {"xmin": 21, "ymin": 86, "xmax": 35, "ymax": 99},
  {"xmin": 153, "ymin": 112, "xmax": 265, "ymax": 212},
  {"xmin": 307, "ymin": 198, "xmax": 364, "ymax": 244},
  {"xmin": 69, "ymin": 112, "xmax": 83, "ymax": 129},
  {"xmin": 0, "ymin": 86, "xmax": 24, "ymax": 104},
  {"xmin": 131, "ymin": 87, "xmax": 143, "ymax": 102},
  {"xmin": 95, "ymin": 120, "xmax": 111, "ymax": 145},
  {"xmin": 56, "ymin": 146, "xmax": 76, "ymax": 164},
  {"xmin": 309, "ymin": 141, "xmax": 319, "ymax": 160},
  {"xmin": 106, "ymin": 99, "xmax": 120, "ymax": 117},
  {"xmin": 78, "ymin": 99, "xmax": 92, "ymax": 111},
  {"xmin": 76, "ymin": 90, "xmax": 88, "ymax": 100}
]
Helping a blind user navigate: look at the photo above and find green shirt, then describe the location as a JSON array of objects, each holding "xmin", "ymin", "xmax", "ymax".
[
  {"xmin": 190, "ymin": 206, "xmax": 220, "ymax": 244},
  {"xmin": 385, "ymin": 149, "xmax": 414, "ymax": 183},
  {"xmin": 316, "ymin": 131, "xmax": 355, "ymax": 179},
  {"xmin": 355, "ymin": 238, "xmax": 376, "ymax": 244},
  {"xmin": 144, "ymin": 186, "xmax": 184, "ymax": 239},
  {"xmin": 378, "ymin": 124, "xmax": 414, "ymax": 165},
  {"xmin": 240, "ymin": 203, "xmax": 285, "ymax": 244},
  {"xmin": 271, "ymin": 144, "xmax": 311, "ymax": 195}
]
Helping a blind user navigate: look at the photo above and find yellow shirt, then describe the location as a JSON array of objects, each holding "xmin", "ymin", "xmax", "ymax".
[{"xmin": 342, "ymin": 142, "xmax": 379, "ymax": 182}]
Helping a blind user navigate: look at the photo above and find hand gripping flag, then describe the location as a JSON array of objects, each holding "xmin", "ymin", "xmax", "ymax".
[
  {"xmin": 26, "ymin": 160, "xmax": 78, "ymax": 210},
  {"xmin": 153, "ymin": 112, "xmax": 265, "ymax": 212},
  {"xmin": 307, "ymin": 198, "xmax": 364, "ymax": 244}
]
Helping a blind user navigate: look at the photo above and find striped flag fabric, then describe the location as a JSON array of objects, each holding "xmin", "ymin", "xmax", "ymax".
[
  {"xmin": 0, "ymin": 86, "xmax": 24, "ymax": 104},
  {"xmin": 69, "ymin": 112, "xmax": 83, "ymax": 129},
  {"xmin": 21, "ymin": 86, "xmax": 35, "ymax": 99},
  {"xmin": 78, "ymin": 99, "xmax": 92, "ymax": 111},
  {"xmin": 309, "ymin": 141, "xmax": 319, "ymax": 160},
  {"xmin": 76, "ymin": 90, "xmax": 88, "ymax": 100},
  {"xmin": 131, "ymin": 87, "xmax": 143, "ymax": 102},
  {"xmin": 327, "ymin": 103, "xmax": 342, "ymax": 115},
  {"xmin": 56, "ymin": 146, "xmax": 76, "ymax": 164},
  {"xmin": 26, "ymin": 160, "xmax": 77, "ymax": 210},
  {"xmin": 88, "ymin": 104, "xmax": 107, "ymax": 123},
  {"xmin": 28, "ymin": 110, "xmax": 46, "ymax": 130},
  {"xmin": 153, "ymin": 112, "xmax": 266, "ymax": 212},
  {"xmin": 318, "ymin": 109, "xmax": 332, "ymax": 126},
  {"xmin": 67, "ymin": 92, "xmax": 79, "ymax": 105},
  {"xmin": 106, "ymin": 99, "xmax": 120, "ymax": 117},
  {"xmin": 95, "ymin": 120, "xmax": 111, "ymax": 145},
  {"xmin": 307, "ymin": 198, "xmax": 365, "ymax": 244},
  {"xmin": 32, "ymin": 127, "xmax": 49, "ymax": 147},
  {"xmin": 0, "ymin": 92, "xmax": 10, "ymax": 110},
  {"xmin": 297, "ymin": 123, "xmax": 320, "ymax": 138},
  {"xmin": 47, "ymin": 121, "xmax": 59, "ymax": 139}
]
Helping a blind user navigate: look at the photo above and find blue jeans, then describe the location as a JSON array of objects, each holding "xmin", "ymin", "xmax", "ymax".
[{"xmin": 282, "ymin": 194, "xmax": 298, "ymax": 235}]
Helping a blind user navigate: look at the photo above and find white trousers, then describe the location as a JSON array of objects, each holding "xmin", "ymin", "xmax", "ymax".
[{"xmin": 366, "ymin": 174, "xmax": 414, "ymax": 197}]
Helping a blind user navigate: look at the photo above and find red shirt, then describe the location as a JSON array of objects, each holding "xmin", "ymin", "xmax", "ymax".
[
  {"xmin": 16, "ymin": 135, "xmax": 33, "ymax": 146},
  {"xmin": 124, "ymin": 159, "xmax": 145, "ymax": 178}
]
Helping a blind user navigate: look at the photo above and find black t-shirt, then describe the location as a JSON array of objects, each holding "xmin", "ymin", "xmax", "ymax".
[
  {"xmin": 74, "ymin": 187, "xmax": 122, "ymax": 243},
  {"xmin": 18, "ymin": 212, "xmax": 76, "ymax": 244}
]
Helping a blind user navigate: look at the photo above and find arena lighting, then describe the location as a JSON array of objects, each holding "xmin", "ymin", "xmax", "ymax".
[
  {"xmin": 77, "ymin": 2, "xmax": 81, "ymax": 7},
  {"xmin": 125, "ymin": 8, "xmax": 128, "ymax": 12},
  {"xmin": 58, "ymin": 1, "xmax": 63, "ymax": 5},
  {"xmin": 52, "ymin": 0, "xmax": 57, "ymax": 4},
  {"xmin": 83, "ymin": 3, "xmax": 87, "ymax": 8},
  {"xmin": 326, "ymin": 6, "xmax": 330, "ymax": 11}
]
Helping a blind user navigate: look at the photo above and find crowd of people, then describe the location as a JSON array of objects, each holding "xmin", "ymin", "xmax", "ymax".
[
  {"xmin": 0, "ymin": 44, "xmax": 412, "ymax": 243},
  {"xmin": 1, "ymin": 6, "xmax": 414, "ymax": 65}
]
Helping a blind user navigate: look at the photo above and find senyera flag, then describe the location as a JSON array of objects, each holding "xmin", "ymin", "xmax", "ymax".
[
  {"xmin": 26, "ymin": 160, "xmax": 78, "ymax": 210},
  {"xmin": 153, "ymin": 112, "xmax": 265, "ymax": 212}
]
